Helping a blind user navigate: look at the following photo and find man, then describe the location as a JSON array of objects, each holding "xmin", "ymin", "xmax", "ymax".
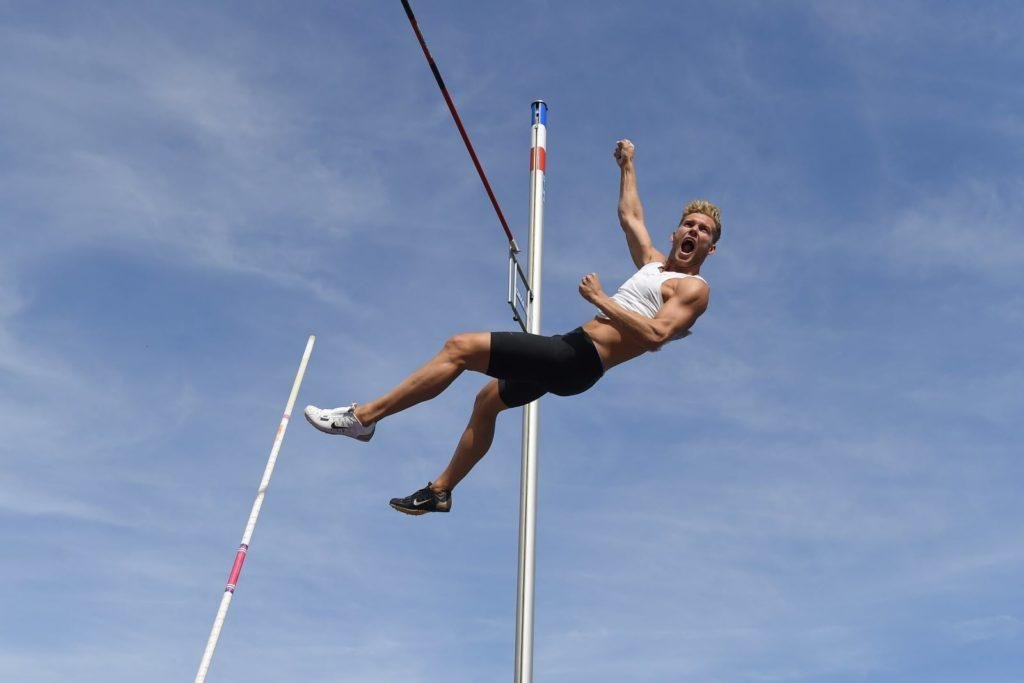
[{"xmin": 305, "ymin": 139, "xmax": 721, "ymax": 515}]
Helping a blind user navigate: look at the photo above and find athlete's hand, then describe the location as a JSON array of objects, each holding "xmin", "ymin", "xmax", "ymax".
[
  {"xmin": 613, "ymin": 139, "xmax": 635, "ymax": 168},
  {"xmin": 579, "ymin": 272, "xmax": 605, "ymax": 303}
]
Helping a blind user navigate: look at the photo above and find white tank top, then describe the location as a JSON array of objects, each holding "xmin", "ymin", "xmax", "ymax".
[{"xmin": 596, "ymin": 262, "xmax": 708, "ymax": 346}]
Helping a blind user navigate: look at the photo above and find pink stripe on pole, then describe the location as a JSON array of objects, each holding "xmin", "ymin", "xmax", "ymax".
[
  {"xmin": 530, "ymin": 147, "xmax": 546, "ymax": 172},
  {"xmin": 225, "ymin": 544, "xmax": 248, "ymax": 593}
]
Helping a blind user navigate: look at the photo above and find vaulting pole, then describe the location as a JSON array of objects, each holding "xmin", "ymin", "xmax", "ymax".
[
  {"xmin": 194, "ymin": 335, "xmax": 315, "ymax": 683},
  {"xmin": 514, "ymin": 100, "xmax": 547, "ymax": 683}
]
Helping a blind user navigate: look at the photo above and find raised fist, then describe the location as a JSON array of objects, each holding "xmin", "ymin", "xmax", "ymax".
[
  {"xmin": 613, "ymin": 139, "xmax": 635, "ymax": 168},
  {"xmin": 578, "ymin": 272, "xmax": 604, "ymax": 303}
]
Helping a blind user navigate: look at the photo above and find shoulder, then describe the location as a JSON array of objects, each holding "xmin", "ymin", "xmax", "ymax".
[{"xmin": 668, "ymin": 275, "xmax": 710, "ymax": 306}]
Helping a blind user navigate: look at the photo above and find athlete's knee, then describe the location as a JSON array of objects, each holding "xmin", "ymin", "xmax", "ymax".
[
  {"xmin": 442, "ymin": 334, "xmax": 473, "ymax": 366},
  {"xmin": 443, "ymin": 333, "xmax": 489, "ymax": 369}
]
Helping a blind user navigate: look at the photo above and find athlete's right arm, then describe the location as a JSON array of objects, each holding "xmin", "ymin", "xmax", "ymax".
[{"xmin": 615, "ymin": 139, "xmax": 665, "ymax": 269}]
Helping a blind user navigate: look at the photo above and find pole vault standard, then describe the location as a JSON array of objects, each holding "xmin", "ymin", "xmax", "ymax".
[
  {"xmin": 194, "ymin": 335, "xmax": 315, "ymax": 683},
  {"xmin": 399, "ymin": 4, "xmax": 546, "ymax": 679},
  {"xmin": 514, "ymin": 100, "xmax": 547, "ymax": 683}
]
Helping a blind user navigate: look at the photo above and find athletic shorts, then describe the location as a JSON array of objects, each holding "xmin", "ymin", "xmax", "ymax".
[{"xmin": 485, "ymin": 327, "xmax": 605, "ymax": 408}]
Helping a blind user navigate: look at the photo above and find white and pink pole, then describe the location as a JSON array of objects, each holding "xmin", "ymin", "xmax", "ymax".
[{"xmin": 194, "ymin": 334, "xmax": 316, "ymax": 683}]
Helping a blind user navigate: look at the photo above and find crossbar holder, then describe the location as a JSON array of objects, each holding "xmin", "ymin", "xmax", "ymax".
[{"xmin": 507, "ymin": 247, "xmax": 532, "ymax": 332}]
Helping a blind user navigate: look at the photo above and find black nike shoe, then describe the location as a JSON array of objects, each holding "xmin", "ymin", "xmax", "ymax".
[{"xmin": 389, "ymin": 483, "xmax": 452, "ymax": 515}]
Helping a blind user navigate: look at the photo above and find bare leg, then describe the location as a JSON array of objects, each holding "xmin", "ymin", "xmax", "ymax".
[
  {"xmin": 432, "ymin": 379, "xmax": 509, "ymax": 491},
  {"xmin": 354, "ymin": 332, "xmax": 491, "ymax": 425}
]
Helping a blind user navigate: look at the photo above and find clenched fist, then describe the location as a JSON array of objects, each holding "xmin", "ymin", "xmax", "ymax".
[
  {"xmin": 613, "ymin": 139, "xmax": 635, "ymax": 168},
  {"xmin": 578, "ymin": 272, "xmax": 605, "ymax": 303}
]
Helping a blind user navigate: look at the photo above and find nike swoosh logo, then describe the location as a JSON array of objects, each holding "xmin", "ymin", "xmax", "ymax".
[{"xmin": 412, "ymin": 497, "xmax": 431, "ymax": 506}]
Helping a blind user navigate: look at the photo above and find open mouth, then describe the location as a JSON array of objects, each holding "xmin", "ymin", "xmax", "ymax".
[{"xmin": 680, "ymin": 237, "xmax": 696, "ymax": 255}]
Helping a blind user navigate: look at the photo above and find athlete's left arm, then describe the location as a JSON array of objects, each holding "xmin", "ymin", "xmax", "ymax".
[
  {"xmin": 580, "ymin": 274, "xmax": 709, "ymax": 350},
  {"xmin": 650, "ymin": 277, "xmax": 710, "ymax": 344}
]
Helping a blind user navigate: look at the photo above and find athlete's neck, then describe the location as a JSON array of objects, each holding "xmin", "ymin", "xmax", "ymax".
[{"xmin": 660, "ymin": 261, "xmax": 701, "ymax": 276}]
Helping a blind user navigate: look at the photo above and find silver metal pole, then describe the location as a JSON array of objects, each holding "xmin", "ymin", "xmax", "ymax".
[{"xmin": 514, "ymin": 100, "xmax": 547, "ymax": 683}]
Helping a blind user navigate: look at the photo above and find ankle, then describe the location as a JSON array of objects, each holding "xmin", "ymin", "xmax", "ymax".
[{"xmin": 353, "ymin": 405, "xmax": 376, "ymax": 425}]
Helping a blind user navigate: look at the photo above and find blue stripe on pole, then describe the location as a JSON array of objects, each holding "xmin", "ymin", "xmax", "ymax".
[{"xmin": 531, "ymin": 100, "xmax": 547, "ymax": 126}]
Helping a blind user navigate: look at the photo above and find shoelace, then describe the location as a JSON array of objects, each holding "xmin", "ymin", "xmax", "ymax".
[{"xmin": 328, "ymin": 405, "xmax": 357, "ymax": 428}]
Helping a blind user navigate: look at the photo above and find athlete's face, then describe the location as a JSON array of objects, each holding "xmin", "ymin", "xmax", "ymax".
[{"xmin": 668, "ymin": 212, "xmax": 716, "ymax": 269}]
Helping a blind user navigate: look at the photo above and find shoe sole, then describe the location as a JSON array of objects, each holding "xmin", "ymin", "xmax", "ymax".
[
  {"xmin": 389, "ymin": 502, "xmax": 429, "ymax": 516},
  {"xmin": 389, "ymin": 502, "xmax": 450, "ymax": 515}
]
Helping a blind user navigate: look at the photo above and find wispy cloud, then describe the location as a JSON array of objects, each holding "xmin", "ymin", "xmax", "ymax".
[
  {"xmin": 885, "ymin": 180, "xmax": 1024, "ymax": 279},
  {"xmin": 1, "ymin": 25, "xmax": 386, "ymax": 306},
  {"xmin": 947, "ymin": 615, "xmax": 1023, "ymax": 644}
]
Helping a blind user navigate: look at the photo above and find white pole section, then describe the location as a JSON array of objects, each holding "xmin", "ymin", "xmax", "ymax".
[
  {"xmin": 194, "ymin": 335, "xmax": 316, "ymax": 683},
  {"xmin": 515, "ymin": 100, "xmax": 547, "ymax": 683}
]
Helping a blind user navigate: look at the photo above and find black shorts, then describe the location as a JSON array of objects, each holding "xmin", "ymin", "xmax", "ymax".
[{"xmin": 486, "ymin": 327, "xmax": 605, "ymax": 408}]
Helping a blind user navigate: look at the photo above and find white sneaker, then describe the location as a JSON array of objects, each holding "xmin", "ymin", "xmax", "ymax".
[{"xmin": 304, "ymin": 404, "xmax": 375, "ymax": 441}]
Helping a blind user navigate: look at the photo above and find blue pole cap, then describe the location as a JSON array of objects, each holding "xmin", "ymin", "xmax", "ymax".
[{"xmin": 531, "ymin": 100, "xmax": 548, "ymax": 126}]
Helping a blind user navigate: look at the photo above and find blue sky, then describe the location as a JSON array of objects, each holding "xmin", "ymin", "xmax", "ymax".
[{"xmin": 2, "ymin": 1, "xmax": 1023, "ymax": 681}]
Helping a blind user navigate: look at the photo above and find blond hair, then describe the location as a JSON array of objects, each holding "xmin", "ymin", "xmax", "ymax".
[{"xmin": 681, "ymin": 199, "xmax": 722, "ymax": 243}]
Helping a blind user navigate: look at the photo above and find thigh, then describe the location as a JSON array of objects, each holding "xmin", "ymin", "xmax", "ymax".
[
  {"xmin": 486, "ymin": 331, "xmax": 573, "ymax": 384},
  {"xmin": 496, "ymin": 378, "xmax": 547, "ymax": 408}
]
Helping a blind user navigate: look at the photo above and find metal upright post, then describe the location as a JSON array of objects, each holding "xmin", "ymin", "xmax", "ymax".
[{"xmin": 514, "ymin": 100, "xmax": 547, "ymax": 683}]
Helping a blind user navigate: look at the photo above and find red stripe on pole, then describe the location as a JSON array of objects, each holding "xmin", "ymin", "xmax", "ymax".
[
  {"xmin": 225, "ymin": 545, "xmax": 248, "ymax": 592},
  {"xmin": 530, "ymin": 147, "xmax": 546, "ymax": 173}
]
